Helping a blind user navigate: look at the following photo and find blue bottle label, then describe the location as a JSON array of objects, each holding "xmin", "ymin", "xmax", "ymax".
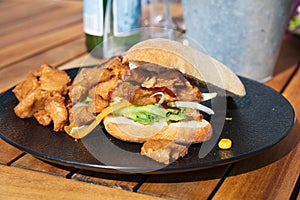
[
  {"xmin": 83, "ymin": 0, "xmax": 104, "ymax": 36},
  {"xmin": 113, "ymin": 0, "xmax": 141, "ymax": 36}
]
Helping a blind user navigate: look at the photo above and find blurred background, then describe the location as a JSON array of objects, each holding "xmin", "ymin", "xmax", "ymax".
[{"xmin": 83, "ymin": 0, "xmax": 299, "ymax": 82}]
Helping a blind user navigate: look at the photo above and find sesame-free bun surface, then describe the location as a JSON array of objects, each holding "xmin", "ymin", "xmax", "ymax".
[
  {"xmin": 103, "ymin": 115, "xmax": 212, "ymax": 143},
  {"xmin": 123, "ymin": 38, "xmax": 246, "ymax": 96}
]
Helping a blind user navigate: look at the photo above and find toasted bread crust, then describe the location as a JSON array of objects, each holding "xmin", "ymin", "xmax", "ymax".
[
  {"xmin": 103, "ymin": 115, "xmax": 212, "ymax": 143},
  {"xmin": 123, "ymin": 38, "xmax": 246, "ymax": 96}
]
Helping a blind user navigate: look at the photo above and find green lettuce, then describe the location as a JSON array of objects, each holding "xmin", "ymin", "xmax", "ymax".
[{"xmin": 115, "ymin": 104, "xmax": 186, "ymax": 125}]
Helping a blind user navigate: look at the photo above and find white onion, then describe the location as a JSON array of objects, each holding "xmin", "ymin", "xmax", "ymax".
[
  {"xmin": 70, "ymin": 125, "xmax": 86, "ymax": 134},
  {"xmin": 150, "ymin": 92, "xmax": 166, "ymax": 105},
  {"xmin": 129, "ymin": 62, "xmax": 138, "ymax": 70},
  {"xmin": 73, "ymin": 103, "xmax": 86, "ymax": 108},
  {"xmin": 201, "ymin": 92, "xmax": 217, "ymax": 102},
  {"xmin": 174, "ymin": 101, "xmax": 214, "ymax": 115}
]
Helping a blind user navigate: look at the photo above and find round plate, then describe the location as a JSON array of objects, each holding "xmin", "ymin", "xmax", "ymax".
[{"xmin": 0, "ymin": 68, "xmax": 295, "ymax": 174}]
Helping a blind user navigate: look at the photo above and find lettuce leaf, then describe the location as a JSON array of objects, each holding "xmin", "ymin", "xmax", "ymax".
[{"xmin": 115, "ymin": 104, "xmax": 186, "ymax": 125}]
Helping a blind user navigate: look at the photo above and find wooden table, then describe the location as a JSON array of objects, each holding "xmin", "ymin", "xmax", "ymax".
[{"xmin": 0, "ymin": 1, "xmax": 299, "ymax": 199}]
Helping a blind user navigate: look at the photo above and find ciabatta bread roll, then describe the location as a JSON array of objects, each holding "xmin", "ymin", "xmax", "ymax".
[
  {"xmin": 123, "ymin": 38, "xmax": 246, "ymax": 97},
  {"xmin": 103, "ymin": 115, "xmax": 212, "ymax": 143}
]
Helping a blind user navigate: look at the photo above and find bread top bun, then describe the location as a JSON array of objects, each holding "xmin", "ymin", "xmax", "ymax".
[
  {"xmin": 123, "ymin": 38, "xmax": 246, "ymax": 97},
  {"xmin": 103, "ymin": 115, "xmax": 212, "ymax": 143}
]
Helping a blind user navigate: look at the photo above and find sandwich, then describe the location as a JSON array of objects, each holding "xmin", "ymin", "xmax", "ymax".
[{"xmin": 66, "ymin": 38, "xmax": 246, "ymax": 164}]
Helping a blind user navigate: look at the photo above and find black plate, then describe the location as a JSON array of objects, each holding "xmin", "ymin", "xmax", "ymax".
[{"xmin": 0, "ymin": 68, "xmax": 295, "ymax": 174}]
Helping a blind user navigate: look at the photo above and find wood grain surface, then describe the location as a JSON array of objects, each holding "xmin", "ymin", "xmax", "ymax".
[
  {"xmin": 0, "ymin": 0, "xmax": 299, "ymax": 199},
  {"xmin": 0, "ymin": 165, "xmax": 163, "ymax": 200}
]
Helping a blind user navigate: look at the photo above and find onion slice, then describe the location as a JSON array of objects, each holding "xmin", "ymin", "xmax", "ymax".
[
  {"xmin": 174, "ymin": 101, "xmax": 214, "ymax": 115},
  {"xmin": 201, "ymin": 92, "xmax": 217, "ymax": 102},
  {"xmin": 150, "ymin": 92, "xmax": 166, "ymax": 105}
]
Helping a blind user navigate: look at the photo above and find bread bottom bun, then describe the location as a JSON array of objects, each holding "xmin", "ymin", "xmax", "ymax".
[{"xmin": 103, "ymin": 115, "xmax": 212, "ymax": 143}]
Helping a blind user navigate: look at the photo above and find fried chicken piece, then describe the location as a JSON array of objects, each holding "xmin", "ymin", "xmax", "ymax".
[
  {"xmin": 14, "ymin": 89, "xmax": 69, "ymax": 131},
  {"xmin": 44, "ymin": 94, "xmax": 68, "ymax": 132},
  {"xmin": 141, "ymin": 140, "xmax": 188, "ymax": 164},
  {"xmin": 14, "ymin": 64, "xmax": 70, "ymax": 132},
  {"xmin": 87, "ymin": 86, "xmax": 109, "ymax": 113},
  {"xmin": 14, "ymin": 89, "xmax": 51, "ymax": 118},
  {"xmin": 13, "ymin": 73, "xmax": 40, "ymax": 101},
  {"xmin": 38, "ymin": 64, "xmax": 70, "ymax": 95},
  {"xmin": 94, "ymin": 77, "xmax": 120, "ymax": 100},
  {"xmin": 34, "ymin": 110, "xmax": 52, "ymax": 126}
]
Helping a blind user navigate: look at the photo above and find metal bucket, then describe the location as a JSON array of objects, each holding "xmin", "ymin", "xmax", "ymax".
[{"xmin": 182, "ymin": 0, "xmax": 294, "ymax": 82}]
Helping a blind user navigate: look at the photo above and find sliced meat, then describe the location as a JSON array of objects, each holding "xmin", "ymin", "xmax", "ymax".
[
  {"xmin": 65, "ymin": 57, "xmax": 129, "ymax": 134},
  {"xmin": 70, "ymin": 67, "xmax": 105, "ymax": 102},
  {"xmin": 123, "ymin": 66, "xmax": 151, "ymax": 84},
  {"xmin": 69, "ymin": 103, "xmax": 96, "ymax": 127},
  {"xmin": 141, "ymin": 139, "xmax": 188, "ymax": 164},
  {"xmin": 114, "ymin": 64, "xmax": 201, "ymax": 106},
  {"xmin": 69, "ymin": 57, "xmax": 129, "ymax": 103},
  {"xmin": 129, "ymin": 87, "xmax": 177, "ymax": 105},
  {"xmin": 111, "ymin": 82, "xmax": 139, "ymax": 102},
  {"xmin": 183, "ymin": 108, "xmax": 203, "ymax": 121}
]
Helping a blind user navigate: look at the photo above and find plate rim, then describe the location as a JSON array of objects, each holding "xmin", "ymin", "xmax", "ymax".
[{"xmin": 0, "ymin": 68, "xmax": 295, "ymax": 174}]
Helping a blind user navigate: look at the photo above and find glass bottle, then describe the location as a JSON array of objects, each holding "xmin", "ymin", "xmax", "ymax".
[
  {"xmin": 83, "ymin": 0, "xmax": 107, "ymax": 57},
  {"xmin": 103, "ymin": 0, "xmax": 142, "ymax": 58}
]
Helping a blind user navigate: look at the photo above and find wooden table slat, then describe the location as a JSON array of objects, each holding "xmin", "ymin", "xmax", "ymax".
[
  {"xmin": 72, "ymin": 170, "xmax": 146, "ymax": 191},
  {"xmin": 0, "ymin": 37, "xmax": 86, "ymax": 93},
  {"xmin": 0, "ymin": 0, "xmax": 82, "ymax": 33},
  {"xmin": 0, "ymin": 0, "xmax": 64, "ymax": 30},
  {"xmin": 0, "ymin": 4, "xmax": 82, "ymax": 48},
  {"xmin": 11, "ymin": 154, "xmax": 72, "ymax": 177},
  {"xmin": 265, "ymin": 35, "xmax": 300, "ymax": 92},
  {"xmin": 282, "ymin": 66, "xmax": 300, "ymax": 118},
  {"xmin": 0, "ymin": 23, "xmax": 83, "ymax": 69},
  {"xmin": 213, "ymin": 127, "xmax": 300, "ymax": 200},
  {"xmin": 0, "ymin": 139, "xmax": 24, "ymax": 165},
  {"xmin": 0, "ymin": 165, "xmax": 163, "ymax": 200},
  {"xmin": 137, "ymin": 166, "xmax": 229, "ymax": 200}
]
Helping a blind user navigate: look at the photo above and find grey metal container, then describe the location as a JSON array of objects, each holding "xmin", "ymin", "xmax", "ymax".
[{"xmin": 182, "ymin": 0, "xmax": 293, "ymax": 82}]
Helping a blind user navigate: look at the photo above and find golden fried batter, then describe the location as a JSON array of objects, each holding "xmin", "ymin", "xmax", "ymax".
[
  {"xmin": 38, "ymin": 64, "xmax": 70, "ymax": 94},
  {"xmin": 44, "ymin": 94, "xmax": 68, "ymax": 132},
  {"xmin": 13, "ymin": 64, "xmax": 70, "ymax": 132},
  {"xmin": 13, "ymin": 73, "xmax": 39, "ymax": 101},
  {"xmin": 14, "ymin": 89, "xmax": 50, "ymax": 118}
]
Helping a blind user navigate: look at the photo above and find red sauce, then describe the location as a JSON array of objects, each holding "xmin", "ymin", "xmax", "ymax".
[
  {"xmin": 161, "ymin": 103, "xmax": 180, "ymax": 110},
  {"xmin": 140, "ymin": 86, "xmax": 177, "ymax": 98}
]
